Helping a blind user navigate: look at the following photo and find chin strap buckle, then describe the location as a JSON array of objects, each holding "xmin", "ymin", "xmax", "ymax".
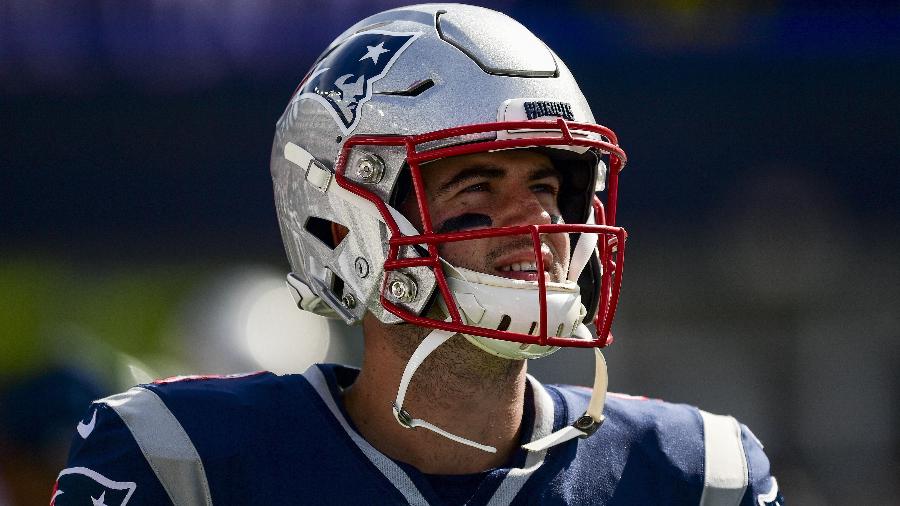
[
  {"xmin": 573, "ymin": 413, "xmax": 604, "ymax": 438},
  {"xmin": 392, "ymin": 403, "xmax": 414, "ymax": 428}
]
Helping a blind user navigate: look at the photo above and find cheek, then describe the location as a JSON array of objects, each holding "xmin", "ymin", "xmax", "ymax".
[
  {"xmin": 436, "ymin": 238, "xmax": 492, "ymax": 270},
  {"xmin": 438, "ymin": 238, "xmax": 476, "ymax": 257},
  {"xmin": 546, "ymin": 232, "xmax": 571, "ymax": 268}
]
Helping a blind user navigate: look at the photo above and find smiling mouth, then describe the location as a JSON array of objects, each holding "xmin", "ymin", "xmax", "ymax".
[
  {"xmin": 496, "ymin": 261, "xmax": 555, "ymax": 281},
  {"xmin": 498, "ymin": 261, "xmax": 538, "ymax": 273},
  {"xmin": 488, "ymin": 241, "xmax": 562, "ymax": 282}
]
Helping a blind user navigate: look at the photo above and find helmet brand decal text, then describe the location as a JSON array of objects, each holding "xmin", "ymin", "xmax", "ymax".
[{"xmin": 523, "ymin": 101, "xmax": 574, "ymax": 121}]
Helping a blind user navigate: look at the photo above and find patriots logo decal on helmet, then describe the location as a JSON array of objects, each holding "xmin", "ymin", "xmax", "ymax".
[{"xmin": 295, "ymin": 30, "xmax": 420, "ymax": 134}]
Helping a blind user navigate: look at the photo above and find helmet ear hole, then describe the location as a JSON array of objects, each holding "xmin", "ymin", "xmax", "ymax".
[
  {"xmin": 331, "ymin": 222, "xmax": 350, "ymax": 246},
  {"xmin": 304, "ymin": 216, "xmax": 349, "ymax": 250}
]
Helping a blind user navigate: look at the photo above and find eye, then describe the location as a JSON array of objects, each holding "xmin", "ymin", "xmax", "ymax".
[
  {"xmin": 530, "ymin": 182, "xmax": 559, "ymax": 195},
  {"xmin": 460, "ymin": 181, "xmax": 490, "ymax": 194}
]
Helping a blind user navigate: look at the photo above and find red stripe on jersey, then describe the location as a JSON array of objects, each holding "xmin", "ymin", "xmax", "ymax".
[{"xmin": 152, "ymin": 371, "xmax": 266, "ymax": 384}]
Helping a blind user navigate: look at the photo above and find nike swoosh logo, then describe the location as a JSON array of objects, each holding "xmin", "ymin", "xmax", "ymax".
[{"xmin": 77, "ymin": 409, "xmax": 97, "ymax": 439}]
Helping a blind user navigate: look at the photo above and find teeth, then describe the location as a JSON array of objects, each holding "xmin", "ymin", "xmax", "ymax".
[{"xmin": 500, "ymin": 262, "xmax": 538, "ymax": 272}]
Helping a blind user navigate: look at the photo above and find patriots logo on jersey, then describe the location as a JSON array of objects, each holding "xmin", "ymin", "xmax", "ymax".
[
  {"xmin": 52, "ymin": 467, "xmax": 136, "ymax": 505},
  {"xmin": 294, "ymin": 30, "xmax": 420, "ymax": 135}
]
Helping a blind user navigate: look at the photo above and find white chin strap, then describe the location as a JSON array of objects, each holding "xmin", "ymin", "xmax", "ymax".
[
  {"xmin": 521, "ymin": 347, "xmax": 607, "ymax": 452},
  {"xmin": 392, "ymin": 326, "xmax": 499, "ymax": 453},
  {"xmin": 392, "ymin": 326, "xmax": 609, "ymax": 454},
  {"xmin": 567, "ymin": 204, "xmax": 599, "ymax": 282}
]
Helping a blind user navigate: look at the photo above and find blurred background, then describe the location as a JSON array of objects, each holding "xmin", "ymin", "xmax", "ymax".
[{"xmin": 2, "ymin": 0, "xmax": 898, "ymax": 504}]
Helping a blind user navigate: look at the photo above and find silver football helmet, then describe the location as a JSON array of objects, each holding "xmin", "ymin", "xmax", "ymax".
[{"xmin": 271, "ymin": 3, "xmax": 627, "ymax": 361}]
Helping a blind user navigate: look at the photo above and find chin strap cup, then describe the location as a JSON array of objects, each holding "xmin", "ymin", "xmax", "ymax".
[
  {"xmin": 392, "ymin": 325, "xmax": 499, "ymax": 454},
  {"xmin": 522, "ymin": 347, "xmax": 608, "ymax": 452}
]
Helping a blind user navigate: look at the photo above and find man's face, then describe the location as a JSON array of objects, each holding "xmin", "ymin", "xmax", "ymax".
[{"xmin": 402, "ymin": 150, "xmax": 570, "ymax": 283}]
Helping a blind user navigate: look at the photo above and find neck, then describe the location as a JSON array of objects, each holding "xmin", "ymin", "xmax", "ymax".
[{"xmin": 343, "ymin": 314, "xmax": 527, "ymax": 474}]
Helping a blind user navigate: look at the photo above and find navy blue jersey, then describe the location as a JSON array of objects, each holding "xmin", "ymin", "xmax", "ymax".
[{"xmin": 53, "ymin": 364, "xmax": 783, "ymax": 505}]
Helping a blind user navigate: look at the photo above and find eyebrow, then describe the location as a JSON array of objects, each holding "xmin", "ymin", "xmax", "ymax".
[
  {"xmin": 434, "ymin": 163, "xmax": 561, "ymax": 198},
  {"xmin": 528, "ymin": 166, "xmax": 562, "ymax": 183}
]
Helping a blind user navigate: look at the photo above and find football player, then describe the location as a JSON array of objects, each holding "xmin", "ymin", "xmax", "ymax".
[{"xmin": 53, "ymin": 4, "xmax": 782, "ymax": 505}]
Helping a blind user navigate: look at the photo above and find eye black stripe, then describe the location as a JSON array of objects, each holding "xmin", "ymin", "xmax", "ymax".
[{"xmin": 436, "ymin": 213, "xmax": 492, "ymax": 233}]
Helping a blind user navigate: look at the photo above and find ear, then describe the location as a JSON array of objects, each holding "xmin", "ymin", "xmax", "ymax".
[{"xmin": 331, "ymin": 222, "xmax": 349, "ymax": 246}]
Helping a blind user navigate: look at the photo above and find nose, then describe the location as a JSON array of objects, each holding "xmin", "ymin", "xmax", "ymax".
[{"xmin": 494, "ymin": 188, "xmax": 553, "ymax": 228}]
